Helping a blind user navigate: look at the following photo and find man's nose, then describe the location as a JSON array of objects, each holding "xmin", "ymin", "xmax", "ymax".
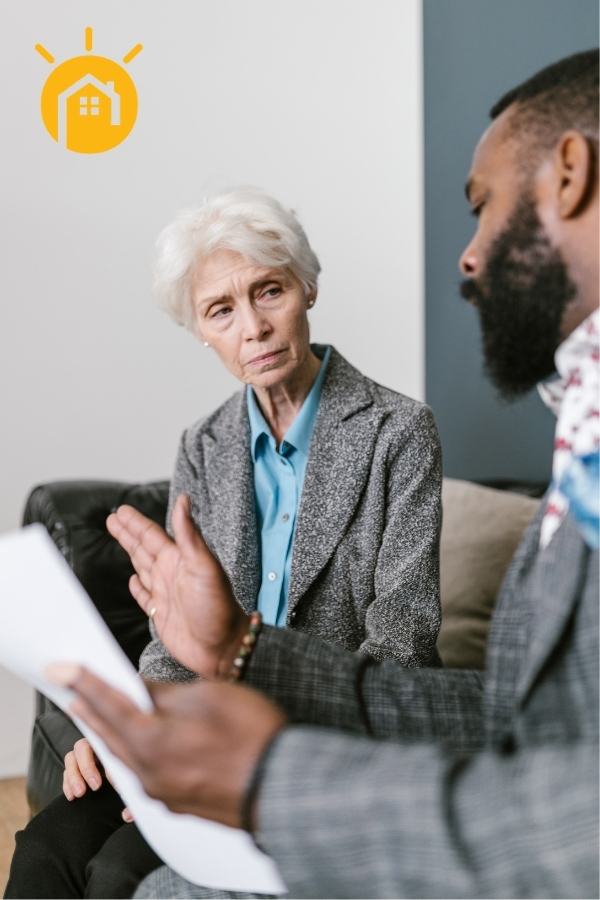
[{"xmin": 459, "ymin": 239, "xmax": 478, "ymax": 278}]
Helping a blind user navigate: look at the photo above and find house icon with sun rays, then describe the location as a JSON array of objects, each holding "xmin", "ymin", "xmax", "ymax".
[
  {"xmin": 36, "ymin": 27, "xmax": 142, "ymax": 153},
  {"xmin": 56, "ymin": 76, "xmax": 121, "ymax": 149}
]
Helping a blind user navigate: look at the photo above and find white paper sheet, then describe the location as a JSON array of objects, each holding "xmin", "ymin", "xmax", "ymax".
[{"xmin": 0, "ymin": 525, "xmax": 285, "ymax": 894}]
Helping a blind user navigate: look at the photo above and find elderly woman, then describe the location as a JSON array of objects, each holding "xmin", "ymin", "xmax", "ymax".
[
  {"xmin": 140, "ymin": 187, "xmax": 442, "ymax": 675},
  {"xmin": 6, "ymin": 187, "xmax": 442, "ymax": 900}
]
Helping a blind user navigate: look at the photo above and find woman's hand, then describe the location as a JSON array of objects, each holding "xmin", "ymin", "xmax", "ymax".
[
  {"xmin": 106, "ymin": 495, "xmax": 249, "ymax": 679},
  {"xmin": 63, "ymin": 737, "xmax": 134, "ymax": 821},
  {"xmin": 63, "ymin": 737, "xmax": 102, "ymax": 800}
]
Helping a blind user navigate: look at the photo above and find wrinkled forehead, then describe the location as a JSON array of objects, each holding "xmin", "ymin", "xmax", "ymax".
[
  {"xmin": 192, "ymin": 249, "xmax": 294, "ymax": 305},
  {"xmin": 193, "ymin": 250, "xmax": 269, "ymax": 291}
]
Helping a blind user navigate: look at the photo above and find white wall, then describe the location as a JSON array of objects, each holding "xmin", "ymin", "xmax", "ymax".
[{"xmin": 0, "ymin": 0, "xmax": 423, "ymax": 776}]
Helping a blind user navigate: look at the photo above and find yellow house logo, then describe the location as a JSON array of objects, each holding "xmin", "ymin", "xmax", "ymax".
[{"xmin": 35, "ymin": 27, "xmax": 143, "ymax": 154}]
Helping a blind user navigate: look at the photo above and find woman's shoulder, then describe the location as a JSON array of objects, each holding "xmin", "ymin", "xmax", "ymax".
[
  {"xmin": 179, "ymin": 388, "xmax": 247, "ymax": 453},
  {"xmin": 328, "ymin": 346, "xmax": 437, "ymax": 435},
  {"xmin": 369, "ymin": 379, "xmax": 436, "ymax": 429},
  {"xmin": 369, "ymin": 385, "xmax": 440, "ymax": 457}
]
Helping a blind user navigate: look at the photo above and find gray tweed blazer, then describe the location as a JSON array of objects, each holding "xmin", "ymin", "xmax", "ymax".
[
  {"xmin": 137, "ymin": 502, "xmax": 598, "ymax": 900},
  {"xmin": 139, "ymin": 345, "xmax": 442, "ymax": 681}
]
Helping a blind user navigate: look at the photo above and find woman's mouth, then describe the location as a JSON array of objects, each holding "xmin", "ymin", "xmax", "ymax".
[{"xmin": 247, "ymin": 349, "xmax": 285, "ymax": 367}]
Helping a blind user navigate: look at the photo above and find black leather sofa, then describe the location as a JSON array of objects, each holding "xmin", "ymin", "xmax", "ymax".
[{"xmin": 23, "ymin": 479, "xmax": 170, "ymax": 817}]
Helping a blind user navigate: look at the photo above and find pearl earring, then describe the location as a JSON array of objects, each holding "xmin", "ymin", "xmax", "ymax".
[{"xmin": 203, "ymin": 341, "xmax": 209, "ymax": 347}]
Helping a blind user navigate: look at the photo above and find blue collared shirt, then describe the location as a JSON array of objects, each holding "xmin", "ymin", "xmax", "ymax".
[{"xmin": 246, "ymin": 345, "xmax": 331, "ymax": 626}]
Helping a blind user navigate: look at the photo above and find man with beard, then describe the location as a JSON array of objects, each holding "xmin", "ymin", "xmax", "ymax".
[{"xmin": 43, "ymin": 49, "xmax": 598, "ymax": 899}]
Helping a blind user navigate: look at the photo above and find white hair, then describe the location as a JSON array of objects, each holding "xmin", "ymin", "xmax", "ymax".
[{"xmin": 153, "ymin": 186, "xmax": 321, "ymax": 331}]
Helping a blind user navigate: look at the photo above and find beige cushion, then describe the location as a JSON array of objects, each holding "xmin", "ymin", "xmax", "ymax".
[{"xmin": 437, "ymin": 478, "xmax": 540, "ymax": 670}]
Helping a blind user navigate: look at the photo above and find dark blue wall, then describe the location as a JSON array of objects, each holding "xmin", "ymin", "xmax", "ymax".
[{"xmin": 423, "ymin": 0, "xmax": 598, "ymax": 483}]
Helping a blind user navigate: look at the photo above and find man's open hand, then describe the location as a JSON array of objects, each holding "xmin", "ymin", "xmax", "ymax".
[
  {"xmin": 47, "ymin": 666, "xmax": 287, "ymax": 830},
  {"xmin": 106, "ymin": 495, "xmax": 249, "ymax": 678}
]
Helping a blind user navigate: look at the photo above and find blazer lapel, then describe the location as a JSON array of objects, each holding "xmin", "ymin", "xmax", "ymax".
[
  {"xmin": 287, "ymin": 350, "xmax": 380, "ymax": 613},
  {"xmin": 202, "ymin": 393, "xmax": 259, "ymax": 614},
  {"xmin": 516, "ymin": 512, "xmax": 589, "ymax": 705}
]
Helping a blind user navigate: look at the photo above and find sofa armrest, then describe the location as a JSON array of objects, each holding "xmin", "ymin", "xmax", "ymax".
[{"xmin": 23, "ymin": 478, "xmax": 170, "ymax": 815}]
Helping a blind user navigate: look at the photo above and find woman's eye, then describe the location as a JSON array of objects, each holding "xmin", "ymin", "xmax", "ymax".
[
  {"xmin": 211, "ymin": 306, "xmax": 231, "ymax": 318},
  {"xmin": 261, "ymin": 286, "xmax": 281, "ymax": 299}
]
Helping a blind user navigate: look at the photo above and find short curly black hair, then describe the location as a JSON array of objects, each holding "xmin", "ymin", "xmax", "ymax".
[{"xmin": 489, "ymin": 49, "xmax": 598, "ymax": 168}]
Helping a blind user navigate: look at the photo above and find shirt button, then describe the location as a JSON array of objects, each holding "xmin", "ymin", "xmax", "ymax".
[
  {"xmin": 281, "ymin": 513, "xmax": 290, "ymax": 522},
  {"xmin": 267, "ymin": 571, "xmax": 277, "ymax": 582}
]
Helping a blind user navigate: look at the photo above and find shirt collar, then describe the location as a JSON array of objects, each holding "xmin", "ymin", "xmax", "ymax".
[
  {"xmin": 246, "ymin": 345, "xmax": 332, "ymax": 461},
  {"xmin": 246, "ymin": 388, "xmax": 272, "ymax": 461},
  {"xmin": 538, "ymin": 309, "xmax": 599, "ymax": 417},
  {"xmin": 554, "ymin": 308, "xmax": 599, "ymax": 380}
]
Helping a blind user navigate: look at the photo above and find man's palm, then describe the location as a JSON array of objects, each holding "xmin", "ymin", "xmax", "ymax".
[{"xmin": 107, "ymin": 495, "xmax": 247, "ymax": 678}]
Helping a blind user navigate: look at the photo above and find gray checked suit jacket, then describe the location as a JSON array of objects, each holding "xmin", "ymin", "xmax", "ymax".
[
  {"xmin": 137, "ymin": 502, "xmax": 598, "ymax": 900},
  {"xmin": 241, "ymin": 502, "xmax": 599, "ymax": 899},
  {"xmin": 139, "ymin": 345, "xmax": 442, "ymax": 680}
]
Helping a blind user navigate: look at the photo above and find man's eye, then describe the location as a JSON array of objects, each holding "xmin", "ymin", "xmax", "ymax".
[{"xmin": 470, "ymin": 202, "xmax": 484, "ymax": 219}]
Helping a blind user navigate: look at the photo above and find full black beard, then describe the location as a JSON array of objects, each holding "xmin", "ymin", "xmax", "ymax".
[{"xmin": 460, "ymin": 195, "xmax": 577, "ymax": 400}]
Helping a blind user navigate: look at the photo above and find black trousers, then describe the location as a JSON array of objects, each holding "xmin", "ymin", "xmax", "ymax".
[{"xmin": 4, "ymin": 783, "xmax": 162, "ymax": 899}]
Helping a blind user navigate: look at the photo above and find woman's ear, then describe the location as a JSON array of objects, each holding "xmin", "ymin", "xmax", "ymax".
[
  {"xmin": 306, "ymin": 287, "xmax": 317, "ymax": 308},
  {"xmin": 554, "ymin": 130, "xmax": 595, "ymax": 219},
  {"xmin": 195, "ymin": 327, "xmax": 210, "ymax": 348}
]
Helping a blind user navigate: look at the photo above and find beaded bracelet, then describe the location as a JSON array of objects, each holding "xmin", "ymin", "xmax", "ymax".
[{"xmin": 228, "ymin": 611, "xmax": 263, "ymax": 682}]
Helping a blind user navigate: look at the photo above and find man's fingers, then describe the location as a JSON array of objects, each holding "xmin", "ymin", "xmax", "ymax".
[
  {"xmin": 107, "ymin": 514, "xmax": 158, "ymax": 585},
  {"xmin": 69, "ymin": 668, "xmax": 143, "ymax": 728},
  {"xmin": 172, "ymin": 494, "xmax": 209, "ymax": 562},
  {"xmin": 73, "ymin": 738, "xmax": 102, "ymax": 790},
  {"xmin": 128, "ymin": 543, "xmax": 155, "ymax": 587},
  {"xmin": 128, "ymin": 560, "xmax": 153, "ymax": 598},
  {"xmin": 69, "ymin": 697, "xmax": 137, "ymax": 773},
  {"xmin": 129, "ymin": 573, "xmax": 151, "ymax": 610},
  {"xmin": 107, "ymin": 506, "xmax": 172, "ymax": 566},
  {"xmin": 145, "ymin": 679, "xmax": 191, "ymax": 710},
  {"xmin": 47, "ymin": 665, "xmax": 149, "ymax": 771},
  {"xmin": 122, "ymin": 807, "xmax": 135, "ymax": 823}
]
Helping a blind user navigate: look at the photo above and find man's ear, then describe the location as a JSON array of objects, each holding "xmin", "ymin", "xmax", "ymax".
[{"xmin": 555, "ymin": 130, "xmax": 595, "ymax": 218}]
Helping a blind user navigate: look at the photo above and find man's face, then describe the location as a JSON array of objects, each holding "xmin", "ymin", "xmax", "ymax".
[{"xmin": 459, "ymin": 112, "xmax": 577, "ymax": 399}]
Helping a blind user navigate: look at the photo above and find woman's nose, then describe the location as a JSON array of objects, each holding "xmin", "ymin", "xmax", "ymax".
[{"xmin": 241, "ymin": 307, "xmax": 272, "ymax": 340}]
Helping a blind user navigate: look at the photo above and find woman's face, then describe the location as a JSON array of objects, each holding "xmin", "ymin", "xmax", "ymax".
[{"xmin": 192, "ymin": 248, "xmax": 315, "ymax": 389}]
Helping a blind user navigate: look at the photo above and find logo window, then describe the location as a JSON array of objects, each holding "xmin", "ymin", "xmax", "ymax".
[{"xmin": 79, "ymin": 95, "xmax": 100, "ymax": 116}]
